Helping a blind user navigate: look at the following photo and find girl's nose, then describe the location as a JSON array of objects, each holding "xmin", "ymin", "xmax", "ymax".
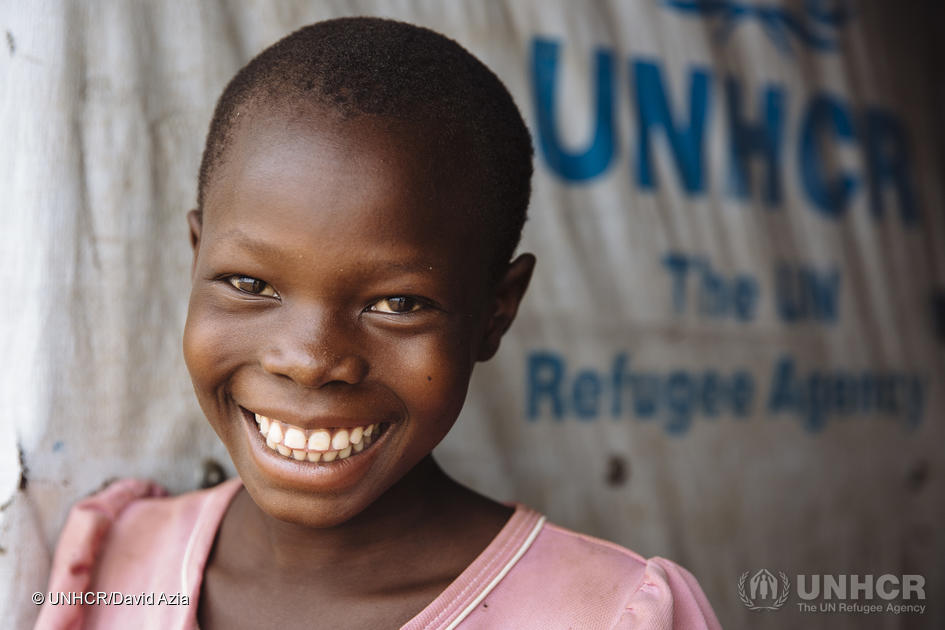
[{"xmin": 259, "ymin": 309, "xmax": 368, "ymax": 388}]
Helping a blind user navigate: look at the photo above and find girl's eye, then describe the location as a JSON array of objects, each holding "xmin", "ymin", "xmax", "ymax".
[
  {"xmin": 227, "ymin": 275, "xmax": 279, "ymax": 298},
  {"xmin": 370, "ymin": 296, "xmax": 424, "ymax": 314}
]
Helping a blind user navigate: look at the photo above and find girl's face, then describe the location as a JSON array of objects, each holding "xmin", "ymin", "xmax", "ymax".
[{"xmin": 183, "ymin": 113, "xmax": 505, "ymax": 527}]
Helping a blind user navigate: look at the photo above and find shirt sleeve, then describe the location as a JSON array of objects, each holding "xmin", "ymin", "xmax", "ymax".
[
  {"xmin": 614, "ymin": 557, "xmax": 723, "ymax": 630},
  {"xmin": 33, "ymin": 478, "xmax": 168, "ymax": 630}
]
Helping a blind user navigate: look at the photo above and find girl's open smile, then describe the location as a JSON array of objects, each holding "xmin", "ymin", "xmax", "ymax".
[
  {"xmin": 247, "ymin": 407, "xmax": 385, "ymax": 462},
  {"xmin": 237, "ymin": 404, "xmax": 397, "ymax": 493}
]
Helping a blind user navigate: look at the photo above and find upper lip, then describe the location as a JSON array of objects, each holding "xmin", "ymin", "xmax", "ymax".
[{"xmin": 240, "ymin": 405, "xmax": 393, "ymax": 431}]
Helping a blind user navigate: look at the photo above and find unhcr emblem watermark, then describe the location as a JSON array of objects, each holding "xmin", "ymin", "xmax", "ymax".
[
  {"xmin": 738, "ymin": 570, "xmax": 927, "ymax": 615},
  {"xmin": 737, "ymin": 569, "xmax": 790, "ymax": 610}
]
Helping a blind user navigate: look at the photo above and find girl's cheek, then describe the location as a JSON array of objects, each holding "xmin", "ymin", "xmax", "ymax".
[{"xmin": 183, "ymin": 302, "xmax": 232, "ymax": 386}]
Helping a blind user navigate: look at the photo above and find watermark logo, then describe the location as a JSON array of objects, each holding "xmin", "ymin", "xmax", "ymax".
[
  {"xmin": 737, "ymin": 569, "xmax": 790, "ymax": 610},
  {"xmin": 737, "ymin": 572, "xmax": 927, "ymax": 614}
]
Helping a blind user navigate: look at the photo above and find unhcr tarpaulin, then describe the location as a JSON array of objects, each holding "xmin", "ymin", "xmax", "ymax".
[{"xmin": 2, "ymin": 2, "xmax": 943, "ymax": 628}]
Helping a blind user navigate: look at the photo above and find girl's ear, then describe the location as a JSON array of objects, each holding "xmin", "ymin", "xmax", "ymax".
[
  {"xmin": 186, "ymin": 209, "xmax": 202, "ymax": 279},
  {"xmin": 477, "ymin": 253, "xmax": 536, "ymax": 361}
]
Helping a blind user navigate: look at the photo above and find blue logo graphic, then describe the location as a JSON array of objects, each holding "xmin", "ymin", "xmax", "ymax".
[{"xmin": 662, "ymin": 0, "xmax": 853, "ymax": 55}]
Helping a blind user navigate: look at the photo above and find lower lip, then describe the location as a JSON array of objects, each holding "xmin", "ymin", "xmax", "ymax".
[{"xmin": 239, "ymin": 407, "xmax": 394, "ymax": 491}]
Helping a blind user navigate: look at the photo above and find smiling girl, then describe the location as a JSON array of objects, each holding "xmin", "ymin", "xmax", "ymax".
[{"xmin": 37, "ymin": 18, "xmax": 720, "ymax": 630}]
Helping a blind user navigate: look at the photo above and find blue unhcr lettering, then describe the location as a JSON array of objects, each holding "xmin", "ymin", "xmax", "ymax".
[
  {"xmin": 633, "ymin": 59, "xmax": 711, "ymax": 194},
  {"xmin": 725, "ymin": 77, "xmax": 785, "ymax": 205},
  {"xmin": 572, "ymin": 370, "xmax": 602, "ymax": 419},
  {"xmin": 528, "ymin": 36, "xmax": 921, "ymax": 225},
  {"xmin": 661, "ymin": 0, "xmax": 852, "ymax": 55},
  {"xmin": 701, "ymin": 370, "xmax": 722, "ymax": 417},
  {"xmin": 774, "ymin": 262, "xmax": 840, "ymax": 324},
  {"xmin": 665, "ymin": 371, "xmax": 696, "ymax": 434},
  {"xmin": 662, "ymin": 253, "xmax": 693, "ymax": 315},
  {"xmin": 526, "ymin": 351, "xmax": 757, "ymax": 434},
  {"xmin": 799, "ymin": 94, "xmax": 858, "ymax": 218},
  {"xmin": 531, "ymin": 38, "xmax": 616, "ymax": 181},
  {"xmin": 731, "ymin": 372, "xmax": 755, "ymax": 417},
  {"xmin": 527, "ymin": 352, "xmax": 926, "ymax": 433},
  {"xmin": 661, "ymin": 252, "xmax": 760, "ymax": 321},
  {"xmin": 766, "ymin": 356, "xmax": 926, "ymax": 431},
  {"xmin": 527, "ymin": 352, "xmax": 565, "ymax": 419},
  {"xmin": 864, "ymin": 108, "xmax": 919, "ymax": 225},
  {"xmin": 610, "ymin": 353, "xmax": 632, "ymax": 417},
  {"xmin": 632, "ymin": 374, "xmax": 661, "ymax": 419}
]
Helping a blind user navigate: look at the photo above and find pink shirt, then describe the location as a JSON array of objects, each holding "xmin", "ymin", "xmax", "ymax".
[{"xmin": 36, "ymin": 478, "xmax": 721, "ymax": 629}]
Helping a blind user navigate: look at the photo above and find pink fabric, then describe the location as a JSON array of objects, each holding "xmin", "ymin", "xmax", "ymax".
[{"xmin": 36, "ymin": 479, "xmax": 721, "ymax": 629}]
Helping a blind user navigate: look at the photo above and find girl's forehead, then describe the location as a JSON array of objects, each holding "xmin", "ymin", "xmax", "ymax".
[
  {"xmin": 201, "ymin": 114, "xmax": 493, "ymax": 283},
  {"xmin": 212, "ymin": 110, "xmax": 471, "ymax": 216}
]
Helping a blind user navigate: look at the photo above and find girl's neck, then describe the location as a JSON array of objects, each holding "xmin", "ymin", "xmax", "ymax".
[
  {"xmin": 199, "ymin": 457, "xmax": 513, "ymax": 629},
  {"xmin": 216, "ymin": 456, "xmax": 511, "ymax": 590}
]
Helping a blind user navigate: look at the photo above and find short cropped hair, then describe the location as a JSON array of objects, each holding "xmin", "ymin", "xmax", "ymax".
[{"xmin": 197, "ymin": 17, "xmax": 533, "ymax": 277}]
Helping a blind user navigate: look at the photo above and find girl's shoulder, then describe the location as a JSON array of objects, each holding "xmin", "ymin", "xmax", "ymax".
[
  {"xmin": 34, "ymin": 477, "xmax": 241, "ymax": 630},
  {"xmin": 419, "ymin": 504, "xmax": 722, "ymax": 630},
  {"xmin": 524, "ymin": 517, "xmax": 721, "ymax": 629}
]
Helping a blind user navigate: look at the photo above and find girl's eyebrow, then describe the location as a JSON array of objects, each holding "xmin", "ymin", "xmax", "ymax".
[
  {"xmin": 214, "ymin": 227, "xmax": 436, "ymax": 274},
  {"xmin": 214, "ymin": 228, "xmax": 283, "ymax": 259}
]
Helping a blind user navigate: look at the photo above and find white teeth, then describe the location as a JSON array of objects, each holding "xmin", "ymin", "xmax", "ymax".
[
  {"xmin": 284, "ymin": 427, "xmax": 306, "ymax": 449},
  {"xmin": 253, "ymin": 412, "xmax": 382, "ymax": 463},
  {"xmin": 308, "ymin": 430, "xmax": 331, "ymax": 452},
  {"xmin": 331, "ymin": 429, "xmax": 350, "ymax": 451}
]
